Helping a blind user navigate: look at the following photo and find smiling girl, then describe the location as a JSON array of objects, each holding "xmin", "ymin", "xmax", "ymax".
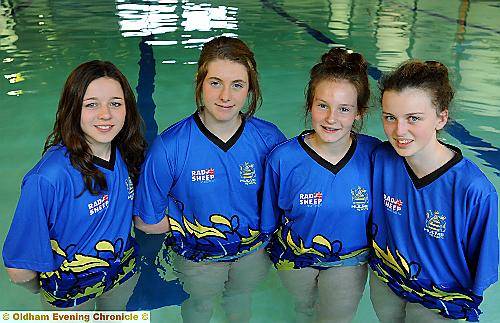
[
  {"xmin": 3, "ymin": 60, "xmax": 146, "ymax": 310},
  {"xmin": 369, "ymin": 60, "xmax": 499, "ymax": 322},
  {"xmin": 262, "ymin": 48, "xmax": 380, "ymax": 323},
  {"xmin": 133, "ymin": 36, "xmax": 286, "ymax": 323}
]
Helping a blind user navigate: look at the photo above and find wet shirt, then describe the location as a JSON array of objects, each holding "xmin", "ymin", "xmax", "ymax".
[
  {"xmin": 369, "ymin": 142, "xmax": 499, "ymax": 322},
  {"xmin": 3, "ymin": 145, "xmax": 137, "ymax": 308},
  {"xmin": 134, "ymin": 113, "xmax": 286, "ymax": 262},
  {"xmin": 263, "ymin": 131, "xmax": 380, "ymax": 269}
]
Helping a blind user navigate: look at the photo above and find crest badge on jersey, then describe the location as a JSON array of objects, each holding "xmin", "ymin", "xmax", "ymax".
[
  {"xmin": 351, "ymin": 186, "xmax": 368, "ymax": 211},
  {"xmin": 125, "ymin": 176, "xmax": 134, "ymax": 200},
  {"xmin": 239, "ymin": 162, "xmax": 256, "ymax": 185},
  {"xmin": 424, "ymin": 210, "xmax": 446, "ymax": 239}
]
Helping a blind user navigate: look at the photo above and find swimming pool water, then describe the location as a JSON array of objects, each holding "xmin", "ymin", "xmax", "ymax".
[{"xmin": 1, "ymin": 0, "xmax": 499, "ymax": 321}]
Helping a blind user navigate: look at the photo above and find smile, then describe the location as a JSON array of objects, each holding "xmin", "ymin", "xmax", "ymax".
[
  {"xmin": 321, "ymin": 125, "xmax": 340, "ymax": 132},
  {"xmin": 394, "ymin": 138, "xmax": 413, "ymax": 147},
  {"xmin": 95, "ymin": 125, "xmax": 113, "ymax": 131}
]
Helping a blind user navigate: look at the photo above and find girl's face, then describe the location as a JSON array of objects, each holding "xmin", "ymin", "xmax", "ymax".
[
  {"xmin": 80, "ymin": 77, "xmax": 126, "ymax": 156},
  {"xmin": 201, "ymin": 59, "xmax": 249, "ymax": 126},
  {"xmin": 310, "ymin": 79, "xmax": 360, "ymax": 147},
  {"xmin": 382, "ymin": 88, "xmax": 448, "ymax": 161}
]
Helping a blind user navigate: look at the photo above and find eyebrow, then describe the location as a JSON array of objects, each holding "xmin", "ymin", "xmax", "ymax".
[
  {"xmin": 206, "ymin": 76, "xmax": 247, "ymax": 84},
  {"xmin": 315, "ymin": 98, "xmax": 355, "ymax": 107},
  {"xmin": 83, "ymin": 96, "xmax": 124, "ymax": 101},
  {"xmin": 382, "ymin": 111, "xmax": 424, "ymax": 116}
]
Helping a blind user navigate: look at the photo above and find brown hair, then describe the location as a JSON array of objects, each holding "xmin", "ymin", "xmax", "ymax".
[
  {"xmin": 44, "ymin": 60, "xmax": 146, "ymax": 195},
  {"xmin": 380, "ymin": 60, "xmax": 454, "ymax": 114},
  {"xmin": 305, "ymin": 47, "xmax": 370, "ymax": 131},
  {"xmin": 195, "ymin": 36, "xmax": 261, "ymax": 118}
]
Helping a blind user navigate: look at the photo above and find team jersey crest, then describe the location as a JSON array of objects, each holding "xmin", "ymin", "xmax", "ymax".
[
  {"xmin": 239, "ymin": 162, "xmax": 256, "ymax": 185},
  {"xmin": 191, "ymin": 168, "xmax": 215, "ymax": 183},
  {"xmin": 424, "ymin": 210, "xmax": 446, "ymax": 239},
  {"xmin": 125, "ymin": 176, "xmax": 134, "ymax": 200},
  {"xmin": 351, "ymin": 186, "xmax": 368, "ymax": 211}
]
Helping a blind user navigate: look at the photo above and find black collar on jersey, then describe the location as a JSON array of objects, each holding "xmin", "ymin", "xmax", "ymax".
[
  {"xmin": 193, "ymin": 112, "xmax": 246, "ymax": 152},
  {"xmin": 298, "ymin": 130, "xmax": 357, "ymax": 175},
  {"xmin": 403, "ymin": 142, "xmax": 463, "ymax": 189},
  {"xmin": 92, "ymin": 143, "xmax": 116, "ymax": 171}
]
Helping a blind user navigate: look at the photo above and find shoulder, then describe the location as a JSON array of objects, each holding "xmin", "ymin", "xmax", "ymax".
[
  {"xmin": 372, "ymin": 141, "xmax": 397, "ymax": 159},
  {"xmin": 355, "ymin": 134, "xmax": 382, "ymax": 152},
  {"xmin": 22, "ymin": 145, "xmax": 75, "ymax": 188},
  {"xmin": 267, "ymin": 136, "xmax": 300, "ymax": 161},
  {"xmin": 149, "ymin": 115, "xmax": 196, "ymax": 156},
  {"xmin": 158, "ymin": 115, "xmax": 194, "ymax": 143},
  {"xmin": 246, "ymin": 116, "xmax": 286, "ymax": 140},
  {"xmin": 453, "ymin": 157, "xmax": 497, "ymax": 196}
]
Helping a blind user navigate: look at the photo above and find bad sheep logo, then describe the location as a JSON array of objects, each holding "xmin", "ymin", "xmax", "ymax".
[
  {"xmin": 192, "ymin": 168, "xmax": 215, "ymax": 183},
  {"xmin": 383, "ymin": 193, "xmax": 403, "ymax": 215},
  {"xmin": 299, "ymin": 192, "xmax": 323, "ymax": 207},
  {"xmin": 88, "ymin": 194, "xmax": 109, "ymax": 216}
]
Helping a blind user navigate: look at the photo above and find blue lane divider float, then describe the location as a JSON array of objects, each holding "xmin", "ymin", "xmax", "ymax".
[{"xmin": 261, "ymin": 0, "xmax": 500, "ymax": 176}]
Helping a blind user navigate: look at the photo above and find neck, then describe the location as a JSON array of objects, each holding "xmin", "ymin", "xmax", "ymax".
[
  {"xmin": 307, "ymin": 132, "xmax": 352, "ymax": 165},
  {"xmin": 405, "ymin": 141, "xmax": 454, "ymax": 178},
  {"xmin": 91, "ymin": 143, "xmax": 112, "ymax": 161},
  {"xmin": 199, "ymin": 111, "xmax": 242, "ymax": 142}
]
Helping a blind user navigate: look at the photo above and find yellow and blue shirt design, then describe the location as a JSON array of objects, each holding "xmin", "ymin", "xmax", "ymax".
[
  {"xmin": 3, "ymin": 145, "xmax": 137, "ymax": 308},
  {"xmin": 262, "ymin": 132, "xmax": 380, "ymax": 270},
  {"xmin": 370, "ymin": 142, "xmax": 499, "ymax": 321},
  {"xmin": 134, "ymin": 113, "xmax": 286, "ymax": 262}
]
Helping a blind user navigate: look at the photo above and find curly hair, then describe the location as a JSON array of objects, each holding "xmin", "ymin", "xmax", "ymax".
[{"xmin": 44, "ymin": 60, "xmax": 146, "ymax": 195}]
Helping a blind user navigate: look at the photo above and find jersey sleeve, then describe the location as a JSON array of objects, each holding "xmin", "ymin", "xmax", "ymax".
[
  {"xmin": 134, "ymin": 136, "xmax": 175, "ymax": 224},
  {"xmin": 261, "ymin": 156, "xmax": 281, "ymax": 235},
  {"xmin": 2, "ymin": 174, "xmax": 57, "ymax": 272},
  {"xmin": 467, "ymin": 191, "xmax": 499, "ymax": 295}
]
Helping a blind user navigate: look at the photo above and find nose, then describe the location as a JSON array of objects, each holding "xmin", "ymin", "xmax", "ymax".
[
  {"xmin": 98, "ymin": 105, "xmax": 112, "ymax": 120},
  {"xmin": 325, "ymin": 108, "xmax": 337, "ymax": 123},
  {"xmin": 219, "ymin": 85, "xmax": 231, "ymax": 102},
  {"xmin": 395, "ymin": 119, "xmax": 407, "ymax": 136}
]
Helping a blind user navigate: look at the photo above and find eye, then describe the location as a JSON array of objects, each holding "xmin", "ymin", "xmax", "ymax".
[
  {"xmin": 209, "ymin": 80, "xmax": 221, "ymax": 88},
  {"xmin": 339, "ymin": 106, "xmax": 351, "ymax": 113},
  {"xmin": 383, "ymin": 115, "xmax": 395, "ymax": 122},
  {"xmin": 318, "ymin": 103, "xmax": 328, "ymax": 109},
  {"xmin": 232, "ymin": 82, "xmax": 244, "ymax": 89},
  {"xmin": 84, "ymin": 102, "xmax": 98, "ymax": 109},
  {"xmin": 408, "ymin": 116, "xmax": 420, "ymax": 123},
  {"xmin": 110, "ymin": 101, "xmax": 122, "ymax": 108}
]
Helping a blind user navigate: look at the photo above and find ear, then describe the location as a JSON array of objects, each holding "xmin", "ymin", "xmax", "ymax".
[{"xmin": 435, "ymin": 109, "xmax": 449, "ymax": 131}]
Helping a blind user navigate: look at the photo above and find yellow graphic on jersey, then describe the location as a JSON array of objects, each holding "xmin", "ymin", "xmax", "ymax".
[{"xmin": 372, "ymin": 240, "xmax": 472, "ymax": 302}]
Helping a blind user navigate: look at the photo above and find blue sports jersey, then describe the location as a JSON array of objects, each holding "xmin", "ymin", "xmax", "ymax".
[
  {"xmin": 3, "ymin": 145, "xmax": 137, "ymax": 308},
  {"xmin": 134, "ymin": 113, "xmax": 286, "ymax": 262},
  {"xmin": 263, "ymin": 131, "xmax": 380, "ymax": 270},
  {"xmin": 369, "ymin": 142, "xmax": 499, "ymax": 322}
]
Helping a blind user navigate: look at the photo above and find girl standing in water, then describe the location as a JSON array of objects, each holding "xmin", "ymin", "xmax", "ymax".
[
  {"xmin": 133, "ymin": 36, "xmax": 286, "ymax": 323},
  {"xmin": 3, "ymin": 60, "xmax": 146, "ymax": 310},
  {"xmin": 262, "ymin": 47, "xmax": 380, "ymax": 323},
  {"xmin": 369, "ymin": 60, "xmax": 498, "ymax": 322}
]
